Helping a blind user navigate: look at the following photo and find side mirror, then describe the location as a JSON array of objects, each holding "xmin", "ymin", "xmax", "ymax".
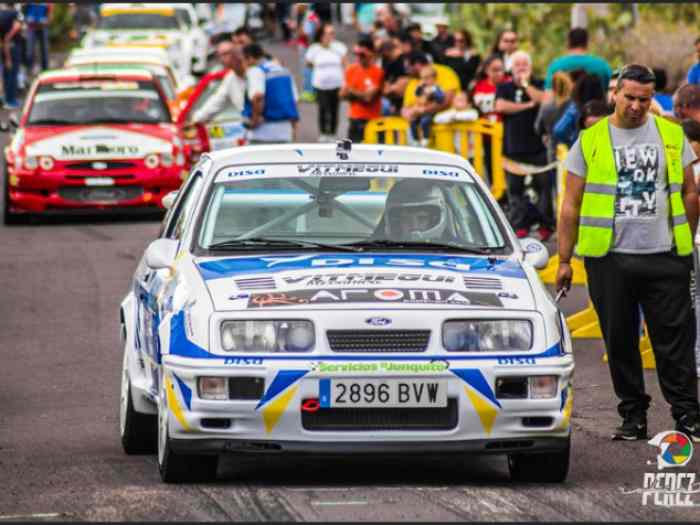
[
  {"xmin": 145, "ymin": 238, "xmax": 179, "ymax": 270},
  {"xmin": 519, "ymin": 237, "xmax": 550, "ymax": 270},
  {"xmin": 162, "ymin": 190, "xmax": 178, "ymax": 210}
]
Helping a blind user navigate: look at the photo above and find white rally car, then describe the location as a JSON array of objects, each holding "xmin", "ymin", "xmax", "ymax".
[{"xmin": 119, "ymin": 143, "xmax": 574, "ymax": 483}]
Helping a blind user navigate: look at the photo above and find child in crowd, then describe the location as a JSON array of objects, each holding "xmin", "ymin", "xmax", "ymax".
[
  {"xmin": 409, "ymin": 65, "xmax": 445, "ymax": 146},
  {"xmin": 434, "ymin": 90, "xmax": 479, "ymax": 124}
]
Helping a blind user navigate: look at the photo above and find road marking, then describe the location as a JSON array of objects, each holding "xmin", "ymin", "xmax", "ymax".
[
  {"xmin": 311, "ymin": 501, "xmax": 369, "ymax": 507},
  {"xmin": 0, "ymin": 513, "xmax": 62, "ymax": 520}
]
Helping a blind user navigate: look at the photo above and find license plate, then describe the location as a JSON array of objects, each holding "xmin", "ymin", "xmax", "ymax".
[
  {"xmin": 85, "ymin": 177, "xmax": 114, "ymax": 186},
  {"xmin": 319, "ymin": 378, "xmax": 447, "ymax": 408}
]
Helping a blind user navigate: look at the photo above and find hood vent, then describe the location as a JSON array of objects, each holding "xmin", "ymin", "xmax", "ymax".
[
  {"xmin": 234, "ymin": 276, "xmax": 276, "ymax": 290},
  {"xmin": 463, "ymin": 276, "xmax": 502, "ymax": 290}
]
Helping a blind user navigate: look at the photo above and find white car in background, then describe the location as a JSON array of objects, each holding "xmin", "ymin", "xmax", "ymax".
[
  {"xmin": 169, "ymin": 3, "xmax": 210, "ymax": 75},
  {"xmin": 82, "ymin": 3, "xmax": 194, "ymax": 83},
  {"xmin": 118, "ymin": 143, "xmax": 574, "ymax": 483}
]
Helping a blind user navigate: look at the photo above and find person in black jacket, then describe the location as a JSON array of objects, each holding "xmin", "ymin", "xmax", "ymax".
[{"xmin": 440, "ymin": 29, "xmax": 481, "ymax": 94}]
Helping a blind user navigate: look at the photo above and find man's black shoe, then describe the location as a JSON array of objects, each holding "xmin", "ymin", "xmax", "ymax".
[
  {"xmin": 675, "ymin": 414, "xmax": 700, "ymax": 443},
  {"xmin": 612, "ymin": 416, "xmax": 648, "ymax": 441}
]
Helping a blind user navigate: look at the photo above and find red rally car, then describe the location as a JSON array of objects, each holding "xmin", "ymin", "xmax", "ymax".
[{"xmin": 3, "ymin": 67, "xmax": 187, "ymax": 223}]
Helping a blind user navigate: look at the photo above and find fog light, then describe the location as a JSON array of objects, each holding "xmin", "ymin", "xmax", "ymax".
[
  {"xmin": 144, "ymin": 153, "xmax": 159, "ymax": 169},
  {"xmin": 198, "ymin": 376, "xmax": 228, "ymax": 400},
  {"xmin": 528, "ymin": 376, "xmax": 558, "ymax": 399}
]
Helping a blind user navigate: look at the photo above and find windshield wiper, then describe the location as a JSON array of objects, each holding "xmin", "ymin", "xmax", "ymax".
[
  {"xmin": 346, "ymin": 239, "xmax": 504, "ymax": 255},
  {"xmin": 207, "ymin": 237, "xmax": 362, "ymax": 252}
]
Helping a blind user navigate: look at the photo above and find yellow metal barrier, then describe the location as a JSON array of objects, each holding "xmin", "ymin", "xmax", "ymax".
[
  {"xmin": 431, "ymin": 120, "xmax": 506, "ymax": 201},
  {"xmin": 363, "ymin": 117, "xmax": 409, "ymax": 145}
]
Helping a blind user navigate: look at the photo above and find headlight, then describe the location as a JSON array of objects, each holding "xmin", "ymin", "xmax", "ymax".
[
  {"xmin": 39, "ymin": 156, "xmax": 54, "ymax": 170},
  {"xmin": 144, "ymin": 153, "xmax": 159, "ymax": 169},
  {"xmin": 24, "ymin": 155, "xmax": 38, "ymax": 170},
  {"xmin": 442, "ymin": 320, "xmax": 532, "ymax": 352},
  {"xmin": 220, "ymin": 320, "xmax": 315, "ymax": 352},
  {"xmin": 160, "ymin": 152, "xmax": 174, "ymax": 167}
]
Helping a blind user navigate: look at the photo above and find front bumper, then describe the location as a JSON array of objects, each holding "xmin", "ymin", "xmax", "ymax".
[
  {"xmin": 170, "ymin": 436, "xmax": 570, "ymax": 456},
  {"xmin": 7, "ymin": 166, "xmax": 184, "ymax": 213},
  {"xmin": 158, "ymin": 354, "xmax": 574, "ymax": 454}
]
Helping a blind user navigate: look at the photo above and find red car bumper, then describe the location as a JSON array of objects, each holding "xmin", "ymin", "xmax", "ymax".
[{"xmin": 7, "ymin": 164, "xmax": 185, "ymax": 213}]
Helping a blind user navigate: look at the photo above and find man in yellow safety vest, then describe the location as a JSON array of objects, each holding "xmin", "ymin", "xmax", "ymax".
[{"xmin": 556, "ymin": 64, "xmax": 700, "ymax": 442}]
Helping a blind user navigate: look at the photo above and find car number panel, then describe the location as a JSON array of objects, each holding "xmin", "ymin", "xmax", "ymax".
[{"xmin": 320, "ymin": 378, "xmax": 447, "ymax": 408}]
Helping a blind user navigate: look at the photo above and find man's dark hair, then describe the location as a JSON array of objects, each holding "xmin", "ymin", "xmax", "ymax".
[
  {"xmin": 356, "ymin": 37, "xmax": 374, "ymax": 53},
  {"xmin": 233, "ymin": 26, "xmax": 252, "ymax": 38},
  {"xmin": 682, "ymin": 119, "xmax": 700, "ymax": 142},
  {"xmin": 406, "ymin": 51, "xmax": 429, "ymax": 66},
  {"xmin": 242, "ymin": 43, "xmax": 265, "ymax": 60},
  {"xmin": 573, "ymin": 73, "xmax": 605, "ymax": 109},
  {"xmin": 398, "ymin": 30, "xmax": 413, "ymax": 44},
  {"xmin": 405, "ymin": 22, "xmax": 421, "ymax": 34},
  {"xmin": 210, "ymin": 32, "xmax": 234, "ymax": 46},
  {"xmin": 652, "ymin": 68, "xmax": 668, "ymax": 92},
  {"xmin": 695, "ymin": 36, "xmax": 700, "ymax": 46},
  {"xmin": 616, "ymin": 64, "xmax": 655, "ymax": 89},
  {"xmin": 578, "ymin": 99, "xmax": 611, "ymax": 130},
  {"xmin": 567, "ymin": 27, "xmax": 588, "ymax": 49},
  {"xmin": 676, "ymin": 84, "xmax": 700, "ymax": 110}
]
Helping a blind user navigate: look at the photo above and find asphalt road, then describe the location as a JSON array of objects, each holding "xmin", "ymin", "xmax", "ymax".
[{"xmin": 1, "ymin": 34, "xmax": 699, "ymax": 522}]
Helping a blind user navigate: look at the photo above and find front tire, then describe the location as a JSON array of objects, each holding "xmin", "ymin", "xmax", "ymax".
[
  {"xmin": 157, "ymin": 375, "xmax": 218, "ymax": 483},
  {"xmin": 508, "ymin": 436, "xmax": 571, "ymax": 483},
  {"xmin": 119, "ymin": 350, "xmax": 157, "ymax": 454}
]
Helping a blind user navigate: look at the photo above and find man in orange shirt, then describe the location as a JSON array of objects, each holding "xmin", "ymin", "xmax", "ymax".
[{"xmin": 340, "ymin": 38, "xmax": 384, "ymax": 142}]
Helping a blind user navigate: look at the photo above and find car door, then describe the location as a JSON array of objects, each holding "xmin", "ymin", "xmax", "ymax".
[{"xmin": 134, "ymin": 166, "xmax": 205, "ymax": 396}]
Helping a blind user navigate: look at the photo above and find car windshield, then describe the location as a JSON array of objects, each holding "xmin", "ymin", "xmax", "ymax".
[
  {"xmin": 98, "ymin": 13, "xmax": 180, "ymax": 30},
  {"xmin": 70, "ymin": 64, "xmax": 176, "ymax": 100},
  {"xmin": 195, "ymin": 164, "xmax": 509, "ymax": 254},
  {"xmin": 27, "ymin": 80, "xmax": 171, "ymax": 125}
]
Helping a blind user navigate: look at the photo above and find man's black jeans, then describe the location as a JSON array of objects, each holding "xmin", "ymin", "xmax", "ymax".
[{"xmin": 584, "ymin": 251, "xmax": 700, "ymax": 421}]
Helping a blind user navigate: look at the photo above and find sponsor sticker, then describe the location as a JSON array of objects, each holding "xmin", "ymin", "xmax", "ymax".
[
  {"xmin": 247, "ymin": 288, "xmax": 503, "ymax": 308},
  {"xmin": 85, "ymin": 177, "xmax": 115, "ymax": 186}
]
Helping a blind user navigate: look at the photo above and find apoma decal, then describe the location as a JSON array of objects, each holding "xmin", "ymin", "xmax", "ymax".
[
  {"xmin": 281, "ymin": 272, "xmax": 457, "ymax": 287},
  {"xmin": 247, "ymin": 288, "xmax": 503, "ymax": 308}
]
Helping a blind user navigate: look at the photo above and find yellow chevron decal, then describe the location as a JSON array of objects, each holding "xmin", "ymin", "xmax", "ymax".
[
  {"xmin": 166, "ymin": 375, "xmax": 190, "ymax": 431},
  {"xmin": 557, "ymin": 387, "xmax": 574, "ymax": 430},
  {"xmin": 464, "ymin": 386, "xmax": 497, "ymax": 435},
  {"xmin": 262, "ymin": 385, "xmax": 299, "ymax": 433}
]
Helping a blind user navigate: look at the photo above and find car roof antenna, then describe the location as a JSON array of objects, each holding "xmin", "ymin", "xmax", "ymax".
[{"xmin": 336, "ymin": 139, "xmax": 351, "ymax": 160}]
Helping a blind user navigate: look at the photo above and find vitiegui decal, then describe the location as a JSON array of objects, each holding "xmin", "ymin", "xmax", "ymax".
[
  {"xmin": 281, "ymin": 272, "xmax": 457, "ymax": 287},
  {"xmin": 247, "ymin": 288, "xmax": 503, "ymax": 308},
  {"xmin": 296, "ymin": 163, "xmax": 398, "ymax": 176}
]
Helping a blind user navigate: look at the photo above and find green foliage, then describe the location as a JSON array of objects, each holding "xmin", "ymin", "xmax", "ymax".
[
  {"xmin": 48, "ymin": 3, "xmax": 73, "ymax": 48},
  {"xmin": 451, "ymin": 3, "xmax": 697, "ymax": 86}
]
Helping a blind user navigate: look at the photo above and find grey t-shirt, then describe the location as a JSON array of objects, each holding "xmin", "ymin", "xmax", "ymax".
[{"xmin": 564, "ymin": 117, "xmax": 697, "ymax": 254}]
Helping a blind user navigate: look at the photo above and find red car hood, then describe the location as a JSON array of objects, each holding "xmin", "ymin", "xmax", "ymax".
[{"xmin": 21, "ymin": 123, "xmax": 177, "ymax": 159}]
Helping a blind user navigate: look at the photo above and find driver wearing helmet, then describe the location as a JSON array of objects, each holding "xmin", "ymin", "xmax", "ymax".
[{"xmin": 382, "ymin": 179, "xmax": 453, "ymax": 242}]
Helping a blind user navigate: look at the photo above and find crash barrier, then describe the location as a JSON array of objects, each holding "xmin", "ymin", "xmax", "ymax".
[
  {"xmin": 363, "ymin": 117, "xmax": 409, "ymax": 146},
  {"xmin": 363, "ymin": 117, "xmax": 507, "ymax": 201},
  {"xmin": 431, "ymin": 120, "xmax": 506, "ymax": 201}
]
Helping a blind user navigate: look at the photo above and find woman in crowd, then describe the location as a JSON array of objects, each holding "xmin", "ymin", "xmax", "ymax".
[
  {"xmin": 490, "ymin": 29, "xmax": 518, "ymax": 75},
  {"xmin": 306, "ymin": 22, "xmax": 348, "ymax": 141},
  {"xmin": 552, "ymin": 72, "xmax": 605, "ymax": 147},
  {"xmin": 535, "ymin": 71, "xmax": 573, "ymax": 166},
  {"xmin": 441, "ymin": 29, "xmax": 481, "ymax": 94}
]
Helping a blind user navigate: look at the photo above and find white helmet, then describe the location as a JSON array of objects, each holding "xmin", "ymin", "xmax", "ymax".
[{"xmin": 384, "ymin": 180, "xmax": 448, "ymax": 242}]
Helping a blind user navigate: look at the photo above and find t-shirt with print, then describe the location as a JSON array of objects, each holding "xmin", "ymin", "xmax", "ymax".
[
  {"xmin": 344, "ymin": 62, "xmax": 384, "ymax": 120},
  {"xmin": 471, "ymin": 79, "xmax": 501, "ymax": 122},
  {"xmin": 305, "ymin": 41, "xmax": 347, "ymax": 90},
  {"xmin": 564, "ymin": 117, "xmax": 697, "ymax": 254},
  {"xmin": 495, "ymin": 78, "xmax": 546, "ymax": 156}
]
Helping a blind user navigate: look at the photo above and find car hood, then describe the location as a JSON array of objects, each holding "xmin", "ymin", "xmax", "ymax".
[
  {"xmin": 195, "ymin": 253, "xmax": 535, "ymax": 312},
  {"xmin": 23, "ymin": 125, "xmax": 174, "ymax": 160}
]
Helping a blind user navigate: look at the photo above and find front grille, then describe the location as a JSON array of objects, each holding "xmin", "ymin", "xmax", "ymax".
[
  {"xmin": 65, "ymin": 160, "xmax": 136, "ymax": 170},
  {"xmin": 327, "ymin": 330, "xmax": 430, "ymax": 353},
  {"xmin": 58, "ymin": 185, "xmax": 143, "ymax": 202},
  {"xmin": 463, "ymin": 276, "xmax": 502, "ymax": 290},
  {"xmin": 301, "ymin": 398, "xmax": 458, "ymax": 431},
  {"xmin": 235, "ymin": 277, "xmax": 276, "ymax": 290}
]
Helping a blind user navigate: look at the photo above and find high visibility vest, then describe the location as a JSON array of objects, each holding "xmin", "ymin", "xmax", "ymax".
[{"xmin": 576, "ymin": 115, "xmax": 692, "ymax": 257}]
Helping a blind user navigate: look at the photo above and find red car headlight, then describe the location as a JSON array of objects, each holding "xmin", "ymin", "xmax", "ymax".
[
  {"xmin": 39, "ymin": 156, "xmax": 54, "ymax": 170},
  {"xmin": 144, "ymin": 153, "xmax": 159, "ymax": 169}
]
